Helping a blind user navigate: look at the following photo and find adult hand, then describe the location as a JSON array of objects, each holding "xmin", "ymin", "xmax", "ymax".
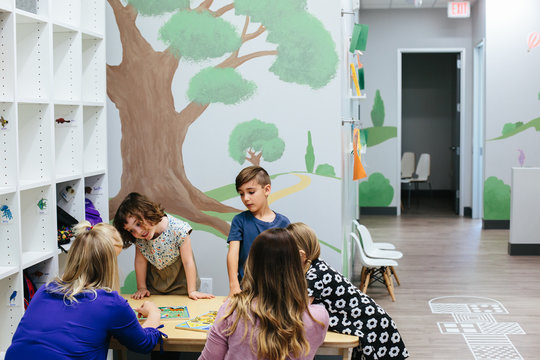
[
  {"xmin": 131, "ymin": 288, "xmax": 150, "ymax": 300},
  {"xmin": 188, "ymin": 291, "xmax": 215, "ymax": 300}
]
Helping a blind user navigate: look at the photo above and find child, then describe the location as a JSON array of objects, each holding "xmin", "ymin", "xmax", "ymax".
[
  {"xmin": 114, "ymin": 192, "xmax": 213, "ymax": 300},
  {"xmin": 199, "ymin": 228, "xmax": 329, "ymax": 360},
  {"xmin": 6, "ymin": 221, "xmax": 164, "ymax": 360},
  {"xmin": 286, "ymin": 223, "xmax": 409, "ymax": 360},
  {"xmin": 227, "ymin": 166, "xmax": 290, "ymax": 297}
]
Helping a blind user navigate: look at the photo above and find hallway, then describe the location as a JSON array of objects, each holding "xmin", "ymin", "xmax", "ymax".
[{"xmin": 355, "ymin": 214, "xmax": 540, "ymax": 359}]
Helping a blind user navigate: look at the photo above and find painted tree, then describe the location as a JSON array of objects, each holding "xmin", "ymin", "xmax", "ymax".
[
  {"xmin": 107, "ymin": 0, "xmax": 338, "ymax": 235},
  {"xmin": 228, "ymin": 119, "xmax": 285, "ymax": 166},
  {"xmin": 305, "ymin": 130, "xmax": 315, "ymax": 173},
  {"xmin": 371, "ymin": 89, "xmax": 385, "ymax": 127}
]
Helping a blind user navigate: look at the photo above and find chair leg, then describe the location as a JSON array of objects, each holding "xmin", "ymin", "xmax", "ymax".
[
  {"xmin": 361, "ymin": 270, "xmax": 371, "ymax": 294},
  {"xmin": 390, "ymin": 266, "xmax": 400, "ymax": 286},
  {"xmin": 360, "ymin": 266, "xmax": 367, "ymax": 285},
  {"xmin": 383, "ymin": 268, "xmax": 396, "ymax": 302}
]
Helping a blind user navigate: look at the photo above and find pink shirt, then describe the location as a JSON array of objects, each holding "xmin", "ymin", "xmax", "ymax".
[{"xmin": 199, "ymin": 301, "xmax": 329, "ymax": 360}]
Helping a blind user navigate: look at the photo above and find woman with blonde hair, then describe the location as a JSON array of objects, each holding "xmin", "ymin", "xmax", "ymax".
[
  {"xmin": 199, "ymin": 228, "xmax": 329, "ymax": 360},
  {"xmin": 6, "ymin": 221, "xmax": 165, "ymax": 360},
  {"xmin": 287, "ymin": 222, "xmax": 409, "ymax": 360}
]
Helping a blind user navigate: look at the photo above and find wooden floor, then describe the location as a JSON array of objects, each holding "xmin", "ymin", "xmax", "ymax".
[{"xmin": 355, "ymin": 195, "xmax": 540, "ymax": 360}]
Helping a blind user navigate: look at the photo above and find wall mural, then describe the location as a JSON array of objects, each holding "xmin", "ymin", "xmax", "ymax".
[
  {"xmin": 488, "ymin": 117, "xmax": 540, "ymax": 141},
  {"xmin": 483, "ymin": 176, "xmax": 511, "ymax": 220},
  {"xmin": 107, "ymin": 0, "xmax": 338, "ymax": 236},
  {"xmin": 358, "ymin": 172, "xmax": 394, "ymax": 207},
  {"xmin": 364, "ymin": 89, "xmax": 397, "ymax": 147}
]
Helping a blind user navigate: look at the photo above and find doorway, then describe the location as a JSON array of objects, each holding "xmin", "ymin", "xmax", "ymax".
[{"xmin": 398, "ymin": 49, "xmax": 464, "ymax": 216}]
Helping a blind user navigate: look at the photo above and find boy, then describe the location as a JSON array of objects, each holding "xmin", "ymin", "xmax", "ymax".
[{"xmin": 227, "ymin": 166, "xmax": 290, "ymax": 297}]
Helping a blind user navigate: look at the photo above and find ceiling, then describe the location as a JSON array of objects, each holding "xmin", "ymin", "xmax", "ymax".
[{"xmin": 360, "ymin": 0, "xmax": 476, "ymax": 10}]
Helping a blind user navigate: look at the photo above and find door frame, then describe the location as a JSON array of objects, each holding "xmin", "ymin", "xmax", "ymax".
[
  {"xmin": 472, "ymin": 40, "xmax": 485, "ymax": 219},
  {"xmin": 397, "ymin": 48, "xmax": 466, "ymax": 216}
]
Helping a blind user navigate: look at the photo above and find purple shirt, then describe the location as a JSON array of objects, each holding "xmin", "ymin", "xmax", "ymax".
[{"xmin": 199, "ymin": 300, "xmax": 329, "ymax": 360}]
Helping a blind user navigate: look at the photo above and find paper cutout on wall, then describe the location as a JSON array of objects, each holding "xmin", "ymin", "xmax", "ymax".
[
  {"xmin": 350, "ymin": 63, "xmax": 361, "ymax": 96},
  {"xmin": 527, "ymin": 31, "xmax": 540, "ymax": 52},
  {"xmin": 353, "ymin": 128, "xmax": 367, "ymax": 180},
  {"xmin": 349, "ymin": 24, "xmax": 369, "ymax": 53}
]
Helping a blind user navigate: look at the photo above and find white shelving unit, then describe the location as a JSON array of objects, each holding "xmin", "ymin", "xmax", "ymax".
[{"xmin": 0, "ymin": 0, "xmax": 107, "ymax": 356}]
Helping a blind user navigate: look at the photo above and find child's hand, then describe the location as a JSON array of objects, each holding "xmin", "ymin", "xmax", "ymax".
[
  {"xmin": 132, "ymin": 288, "xmax": 150, "ymax": 300},
  {"xmin": 227, "ymin": 286, "xmax": 241, "ymax": 299},
  {"xmin": 135, "ymin": 301, "xmax": 159, "ymax": 319},
  {"xmin": 188, "ymin": 291, "xmax": 215, "ymax": 300}
]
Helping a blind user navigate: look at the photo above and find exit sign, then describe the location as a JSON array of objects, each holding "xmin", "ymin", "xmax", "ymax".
[{"xmin": 448, "ymin": 2, "xmax": 470, "ymax": 18}]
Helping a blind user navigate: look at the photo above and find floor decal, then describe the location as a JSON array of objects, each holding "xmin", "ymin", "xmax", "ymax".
[{"xmin": 429, "ymin": 296, "xmax": 525, "ymax": 360}]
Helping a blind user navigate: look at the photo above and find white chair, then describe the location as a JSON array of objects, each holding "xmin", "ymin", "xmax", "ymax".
[
  {"xmin": 401, "ymin": 152, "xmax": 415, "ymax": 179},
  {"xmin": 353, "ymin": 221, "xmax": 401, "ymax": 286},
  {"xmin": 404, "ymin": 153, "xmax": 432, "ymax": 207},
  {"xmin": 353, "ymin": 220, "xmax": 395, "ymax": 250},
  {"xmin": 350, "ymin": 232, "xmax": 398, "ymax": 301}
]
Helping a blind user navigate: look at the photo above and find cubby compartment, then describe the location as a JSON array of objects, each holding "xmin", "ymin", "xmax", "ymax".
[
  {"xmin": 0, "ymin": 192, "xmax": 20, "ymax": 280},
  {"xmin": 0, "ymin": 275, "xmax": 23, "ymax": 352},
  {"xmin": 25, "ymin": 256, "xmax": 57, "ymax": 290},
  {"xmin": 0, "ymin": 10, "xmax": 14, "ymax": 100},
  {"xmin": 56, "ymin": 178, "xmax": 83, "ymax": 223},
  {"xmin": 82, "ymin": 34, "xmax": 105, "ymax": 103},
  {"xmin": 85, "ymin": 173, "xmax": 108, "ymax": 223},
  {"xmin": 51, "ymin": 0, "xmax": 80, "ymax": 28},
  {"xmin": 53, "ymin": 25, "xmax": 81, "ymax": 102},
  {"xmin": 15, "ymin": 14, "xmax": 50, "ymax": 101},
  {"xmin": 17, "ymin": 103, "xmax": 51, "ymax": 188},
  {"xmin": 81, "ymin": 0, "xmax": 104, "ymax": 36},
  {"xmin": 0, "ymin": 102, "xmax": 16, "ymax": 192},
  {"xmin": 20, "ymin": 185, "xmax": 55, "ymax": 268},
  {"xmin": 15, "ymin": 0, "xmax": 48, "ymax": 18},
  {"xmin": 54, "ymin": 104, "xmax": 82, "ymax": 179},
  {"xmin": 83, "ymin": 105, "xmax": 106, "ymax": 174}
]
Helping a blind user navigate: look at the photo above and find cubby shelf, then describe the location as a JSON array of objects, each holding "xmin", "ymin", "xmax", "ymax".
[{"xmin": 0, "ymin": 0, "xmax": 107, "ymax": 354}]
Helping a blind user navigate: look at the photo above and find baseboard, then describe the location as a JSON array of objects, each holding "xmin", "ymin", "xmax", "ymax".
[
  {"xmin": 482, "ymin": 219, "xmax": 510, "ymax": 229},
  {"xmin": 360, "ymin": 206, "xmax": 398, "ymax": 215},
  {"xmin": 508, "ymin": 243, "xmax": 540, "ymax": 255},
  {"xmin": 464, "ymin": 207, "xmax": 472, "ymax": 218}
]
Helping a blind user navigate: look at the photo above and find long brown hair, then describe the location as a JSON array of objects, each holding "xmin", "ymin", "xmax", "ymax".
[
  {"xmin": 50, "ymin": 221, "xmax": 122, "ymax": 304},
  {"xmin": 223, "ymin": 228, "xmax": 323, "ymax": 360},
  {"xmin": 113, "ymin": 192, "xmax": 165, "ymax": 248}
]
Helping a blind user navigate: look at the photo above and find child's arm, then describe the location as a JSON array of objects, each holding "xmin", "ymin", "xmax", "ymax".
[
  {"xmin": 132, "ymin": 247, "xmax": 151, "ymax": 300},
  {"xmin": 226, "ymin": 241, "xmax": 241, "ymax": 297},
  {"xmin": 180, "ymin": 234, "xmax": 214, "ymax": 300}
]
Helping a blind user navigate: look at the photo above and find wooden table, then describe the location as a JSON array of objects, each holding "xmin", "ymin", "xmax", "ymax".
[{"xmin": 111, "ymin": 295, "xmax": 359, "ymax": 360}]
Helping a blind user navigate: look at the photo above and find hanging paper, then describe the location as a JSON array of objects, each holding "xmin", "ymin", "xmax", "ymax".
[
  {"xmin": 350, "ymin": 63, "xmax": 361, "ymax": 96},
  {"xmin": 349, "ymin": 24, "xmax": 369, "ymax": 53},
  {"xmin": 353, "ymin": 128, "xmax": 367, "ymax": 180}
]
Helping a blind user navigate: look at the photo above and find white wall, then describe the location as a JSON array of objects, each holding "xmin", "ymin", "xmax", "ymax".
[
  {"xmin": 358, "ymin": 9, "xmax": 474, "ymax": 210},
  {"xmin": 484, "ymin": 0, "xmax": 540, "ymax": 184}
]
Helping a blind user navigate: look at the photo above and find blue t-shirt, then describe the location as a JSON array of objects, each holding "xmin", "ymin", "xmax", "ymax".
[
  {"xmin": 6, "ymin": 284, "xmax": 162, "ymax": 360},
  {"xmin": 227, "ymin": 210, "xmax": 290, "ymax": 279}
]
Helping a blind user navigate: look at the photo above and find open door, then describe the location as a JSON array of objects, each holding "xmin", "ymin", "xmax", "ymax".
[{"xmin": 451, "ymin": 53, "xmax": 461, "ymax": 214}]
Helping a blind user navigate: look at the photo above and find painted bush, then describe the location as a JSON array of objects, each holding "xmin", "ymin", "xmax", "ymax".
[
  {"xmin": 315, "ymin": 163, "xmax": 336, "ymax": 177},
  {"xmin": 358, "ymin": 172, "xmax": 394, "ymax": 207},
  {"xmin": 483, "ymin": 176, "xmax": 511, "ymax": 220}
]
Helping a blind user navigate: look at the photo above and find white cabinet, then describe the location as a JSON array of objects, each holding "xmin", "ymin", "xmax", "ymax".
[{"xmin": 0, "ymin": 0, "xmax": 106, "ymax": 355}]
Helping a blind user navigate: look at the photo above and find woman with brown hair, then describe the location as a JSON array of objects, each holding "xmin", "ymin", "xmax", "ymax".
[{"xmin": 199, "ymin": 228, "xmax": 329, "ymax": 360}]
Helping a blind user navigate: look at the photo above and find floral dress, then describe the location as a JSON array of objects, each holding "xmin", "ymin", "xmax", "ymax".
[
  {"xmin": 306, "ymin": 258, "xmax": 409, "ymax": 360},
  {"xmin": 135, "ymin": 214, "xmax": 199, "ymax": 294}
]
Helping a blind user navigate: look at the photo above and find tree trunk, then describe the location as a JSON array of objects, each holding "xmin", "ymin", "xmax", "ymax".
[
  {"xmin": 245, "ymin": 149, "xmax": 262, "ymax": 166},
  {"xmin": 107, "ymin": 0, "xmax": 239, "ymax": 236}
]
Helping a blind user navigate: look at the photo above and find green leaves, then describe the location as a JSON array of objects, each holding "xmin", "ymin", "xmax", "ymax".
[
  {"xmin": 188, "ymin": 67, "xmax": 256, "ymax": 105},
  {"xmin": 359, "ymin": 173, "xmax": 394, "ymax": 207},
  {"xmin": 228, "ymin": 119, "xmax": 285, "ymax": 164},
  {"xmin": 127, "ymin": 0, "xmax": 189, "ymax": 16},
  {"xmin": 160, "ymin": 11, "xmax": 241, "ymax": 60}
]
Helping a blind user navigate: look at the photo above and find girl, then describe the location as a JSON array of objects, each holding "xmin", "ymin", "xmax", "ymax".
[
  {"xmin": 286, "ymin": 223, "xmax": 409, "ymax": 360},
  {"xmin": 6, "ymin": 221, "xmax": 164, "ymax": 360},
  {"xmin": 114, "ymin": 192, "xmax": 213, "ymax": 300},
  {"xmin": 199, "ymin": 228, "xmax": 329, "ymax": 360}
]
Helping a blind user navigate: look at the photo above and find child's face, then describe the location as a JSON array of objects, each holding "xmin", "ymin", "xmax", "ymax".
[
  {"xmin": 237, "ymin": 180, "xmax": 271, "ymax": 213},
  {"xmin": 123, "ymin": 215, "xmax": 159, "ymax": 241}
]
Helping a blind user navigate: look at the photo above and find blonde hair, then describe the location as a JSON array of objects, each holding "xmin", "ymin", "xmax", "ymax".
[
  {"xmin": 223, "ymin": 228, "xmax": 324, "ymax": 360},
  {"xmin": 286, "ymin": 222, "xmax": 321, "ymax": 268},
  {"xmin": 49, "ymin": 221, "xmax": 122, "ymax": 304}
]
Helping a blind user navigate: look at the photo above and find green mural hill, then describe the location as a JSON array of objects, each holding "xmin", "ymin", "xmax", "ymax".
[
  {"xmin": 489, "ymin": 116, "xmax": 540, "ymax": 141},
  {"xmin": 364, "ymin": 126, "xmax": 397, "ymax": 147}
]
